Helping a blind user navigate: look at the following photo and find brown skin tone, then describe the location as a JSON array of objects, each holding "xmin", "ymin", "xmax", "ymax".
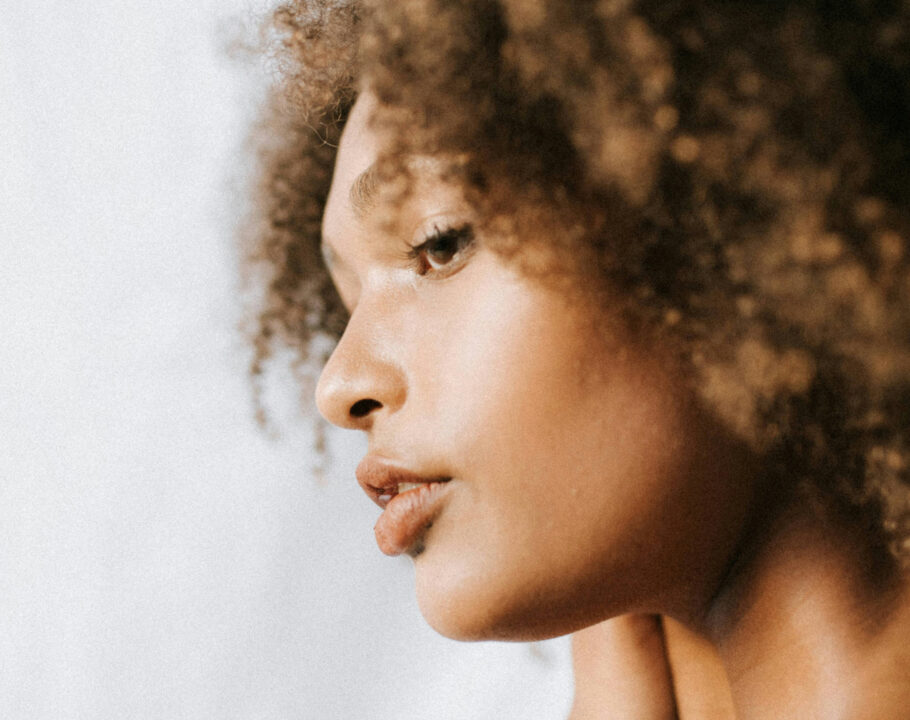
[
  {"xmin": 703, "ymin": 497, "xmax": 910, "ymax": 720},
  {"xmin": 569, "ymin": 617, "xmax": 737, "ymax": 720},
  {"xmin": 317, "ymin": 93, "xmax": 910, "ymax": 717},
  {"xmin": 318, "ymin": 89, "xmax": 759, "ymax": 639},
  {"xmin": 662, "ymin": 618, "xmax": 737, "ymax": 718},
  {"xmin": 569, "ymin": 616, "xmax": 678, "ymax": 720}
]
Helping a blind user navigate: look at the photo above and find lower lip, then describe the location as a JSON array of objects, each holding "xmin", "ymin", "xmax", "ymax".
[{"xmin": 374, "ymin": 481, "xmax": 450, "ymax": 556}]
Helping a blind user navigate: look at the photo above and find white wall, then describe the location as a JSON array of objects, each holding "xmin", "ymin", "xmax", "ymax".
[{"xmin": 0, "ymin": 2, "xmax": 573, "ymax": 718}]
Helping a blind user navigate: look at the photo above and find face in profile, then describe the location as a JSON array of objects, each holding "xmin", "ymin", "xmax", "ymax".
[{"xmin": 316, "ymin": 92, "xmax": 759, "ymax": 642}]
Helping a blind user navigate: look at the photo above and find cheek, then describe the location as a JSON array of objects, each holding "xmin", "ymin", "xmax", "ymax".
[
  {"xmin": 405, "ymin": 259, "xmax": 704, "ymax": 638},
  {"xmin": 423, "ymin": 259, "xmax": 682, "ymax": 514},
  {"xmin": 412, "ymin": 263, "xmax": 600, "ymax": 475}
]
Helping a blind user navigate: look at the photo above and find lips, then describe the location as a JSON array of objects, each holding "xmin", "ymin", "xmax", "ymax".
[{"xmin": 355, "ymin": 455, "xmax": 452, "ymax": 556}]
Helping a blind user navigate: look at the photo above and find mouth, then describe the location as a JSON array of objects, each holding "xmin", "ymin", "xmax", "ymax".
[
  {"xmin": 355, "ymin": 455, "xmax": 453, "ymax": 556},
  {"xmin": 355, "ymin": 456, "xmax": 452, "ymax": 509},
  {"xmin": 377, "ymin": 481, "xmax": 426, "ymax": 505}
]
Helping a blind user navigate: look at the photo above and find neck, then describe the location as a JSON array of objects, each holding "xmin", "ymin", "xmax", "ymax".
[
  {"xmin": 568, "ymin": 615, "xmax": 736, "ymax": 720},
  {"xmin": 702, "ymin": 497, "xmax": 910, "ymax": 720}
]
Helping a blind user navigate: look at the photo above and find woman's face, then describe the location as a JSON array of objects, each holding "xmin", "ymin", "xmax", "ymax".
[{"xmin": 316, "ymin": 94, "xmax": 759, "ymax": 641}]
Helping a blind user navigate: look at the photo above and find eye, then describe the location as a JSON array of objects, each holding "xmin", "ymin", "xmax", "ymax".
[{"xmin": 408, "ymin": 224, "xmax": 476, "ymax": 276}]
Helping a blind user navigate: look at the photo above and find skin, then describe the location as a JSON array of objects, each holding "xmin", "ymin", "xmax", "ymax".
[
  {"xmin": 703, "ymin": 499, "xmax": 910, "ymax": 719},
  {"xmin": 569, "ymin": 616, "xmax": 736, "ymax": 720},
  {"xmin": 317, "ymin": 92, "xmax": 759, "ymax": 640},
  {"xmin": 569, "ymin": 616, "xmax": 678, "ymax": 720},
  {"xmin": 316, "ymin": 92, "xmax": 910, "ymax": 717}
]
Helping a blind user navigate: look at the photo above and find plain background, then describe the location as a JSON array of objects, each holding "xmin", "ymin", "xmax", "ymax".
[{"xmin": 0, "ymin": 2, "xmax": 574, "ymax": 718}]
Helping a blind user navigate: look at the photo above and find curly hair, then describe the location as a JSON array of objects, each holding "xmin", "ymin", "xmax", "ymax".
[{"xmin": 241, "ymin": 0, "xmax": 910, "ymax": 560}]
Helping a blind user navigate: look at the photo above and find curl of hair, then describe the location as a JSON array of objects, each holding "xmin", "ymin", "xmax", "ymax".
[{"xmin": 242, "ymin": 0, "xmax": 910, "ymax": 559}]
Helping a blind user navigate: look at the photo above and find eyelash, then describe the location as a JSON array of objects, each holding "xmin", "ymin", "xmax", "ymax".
[{"xmin": 406, "ymin": 223, "xmax": 476, "ymax": 276}]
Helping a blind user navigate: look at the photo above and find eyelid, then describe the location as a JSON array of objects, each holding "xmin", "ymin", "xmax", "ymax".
[
  {"xmin": 409, "ymin": 212, "xmax": 473, "ymax": 246},
  {"xmin": 407, "ymin": 219, "xmax": 477, "ymax": 278}
]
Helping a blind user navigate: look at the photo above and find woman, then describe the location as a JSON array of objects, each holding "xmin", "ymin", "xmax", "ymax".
[{"xmin": 243, "ymin": 1, "xmax": 910, "ymax": 717}]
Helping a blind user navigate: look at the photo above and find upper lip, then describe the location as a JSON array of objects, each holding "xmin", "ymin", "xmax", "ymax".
[{"xmin": 355, "ymin": 455, "xmax": 451, "ymax": 508}]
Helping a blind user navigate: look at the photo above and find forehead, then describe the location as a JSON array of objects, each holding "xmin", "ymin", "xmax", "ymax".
[{"xmin": 322, "ymin": 94, "xmax": 476, "ymax": 260}]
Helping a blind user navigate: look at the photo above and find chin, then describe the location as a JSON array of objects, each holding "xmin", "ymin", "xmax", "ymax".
[
  {"xmin": 413, "ymin": 552, "xmax": 599, "ymax": 643},
  {"xmin": 416, "ymin": 594, "xmax": 544, "ymax": 643}
]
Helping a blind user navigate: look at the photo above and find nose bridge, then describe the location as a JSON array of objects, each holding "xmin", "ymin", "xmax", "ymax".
[{"xmin": 315, "ymin": 295, "xmax": 407, "ymax": 430}]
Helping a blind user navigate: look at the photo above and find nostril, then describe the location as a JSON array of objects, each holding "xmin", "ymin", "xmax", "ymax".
[{"xmin": 350, "ymin": 399, "xmax": 382, "ymax": 418}]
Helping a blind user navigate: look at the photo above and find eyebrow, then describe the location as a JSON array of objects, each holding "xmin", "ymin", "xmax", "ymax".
[
  {"xmin": 349, "ymin": 163, "xmax": 381, "ymax": 220},
  {"xmin": 321, "ymin": 163, "xmax": 382, "ymax": 274}
]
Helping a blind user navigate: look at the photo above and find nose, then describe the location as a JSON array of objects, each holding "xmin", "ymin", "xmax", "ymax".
[{"xmin": 314, "ymin": 304, "xmax": 407, "ymax": 431}]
